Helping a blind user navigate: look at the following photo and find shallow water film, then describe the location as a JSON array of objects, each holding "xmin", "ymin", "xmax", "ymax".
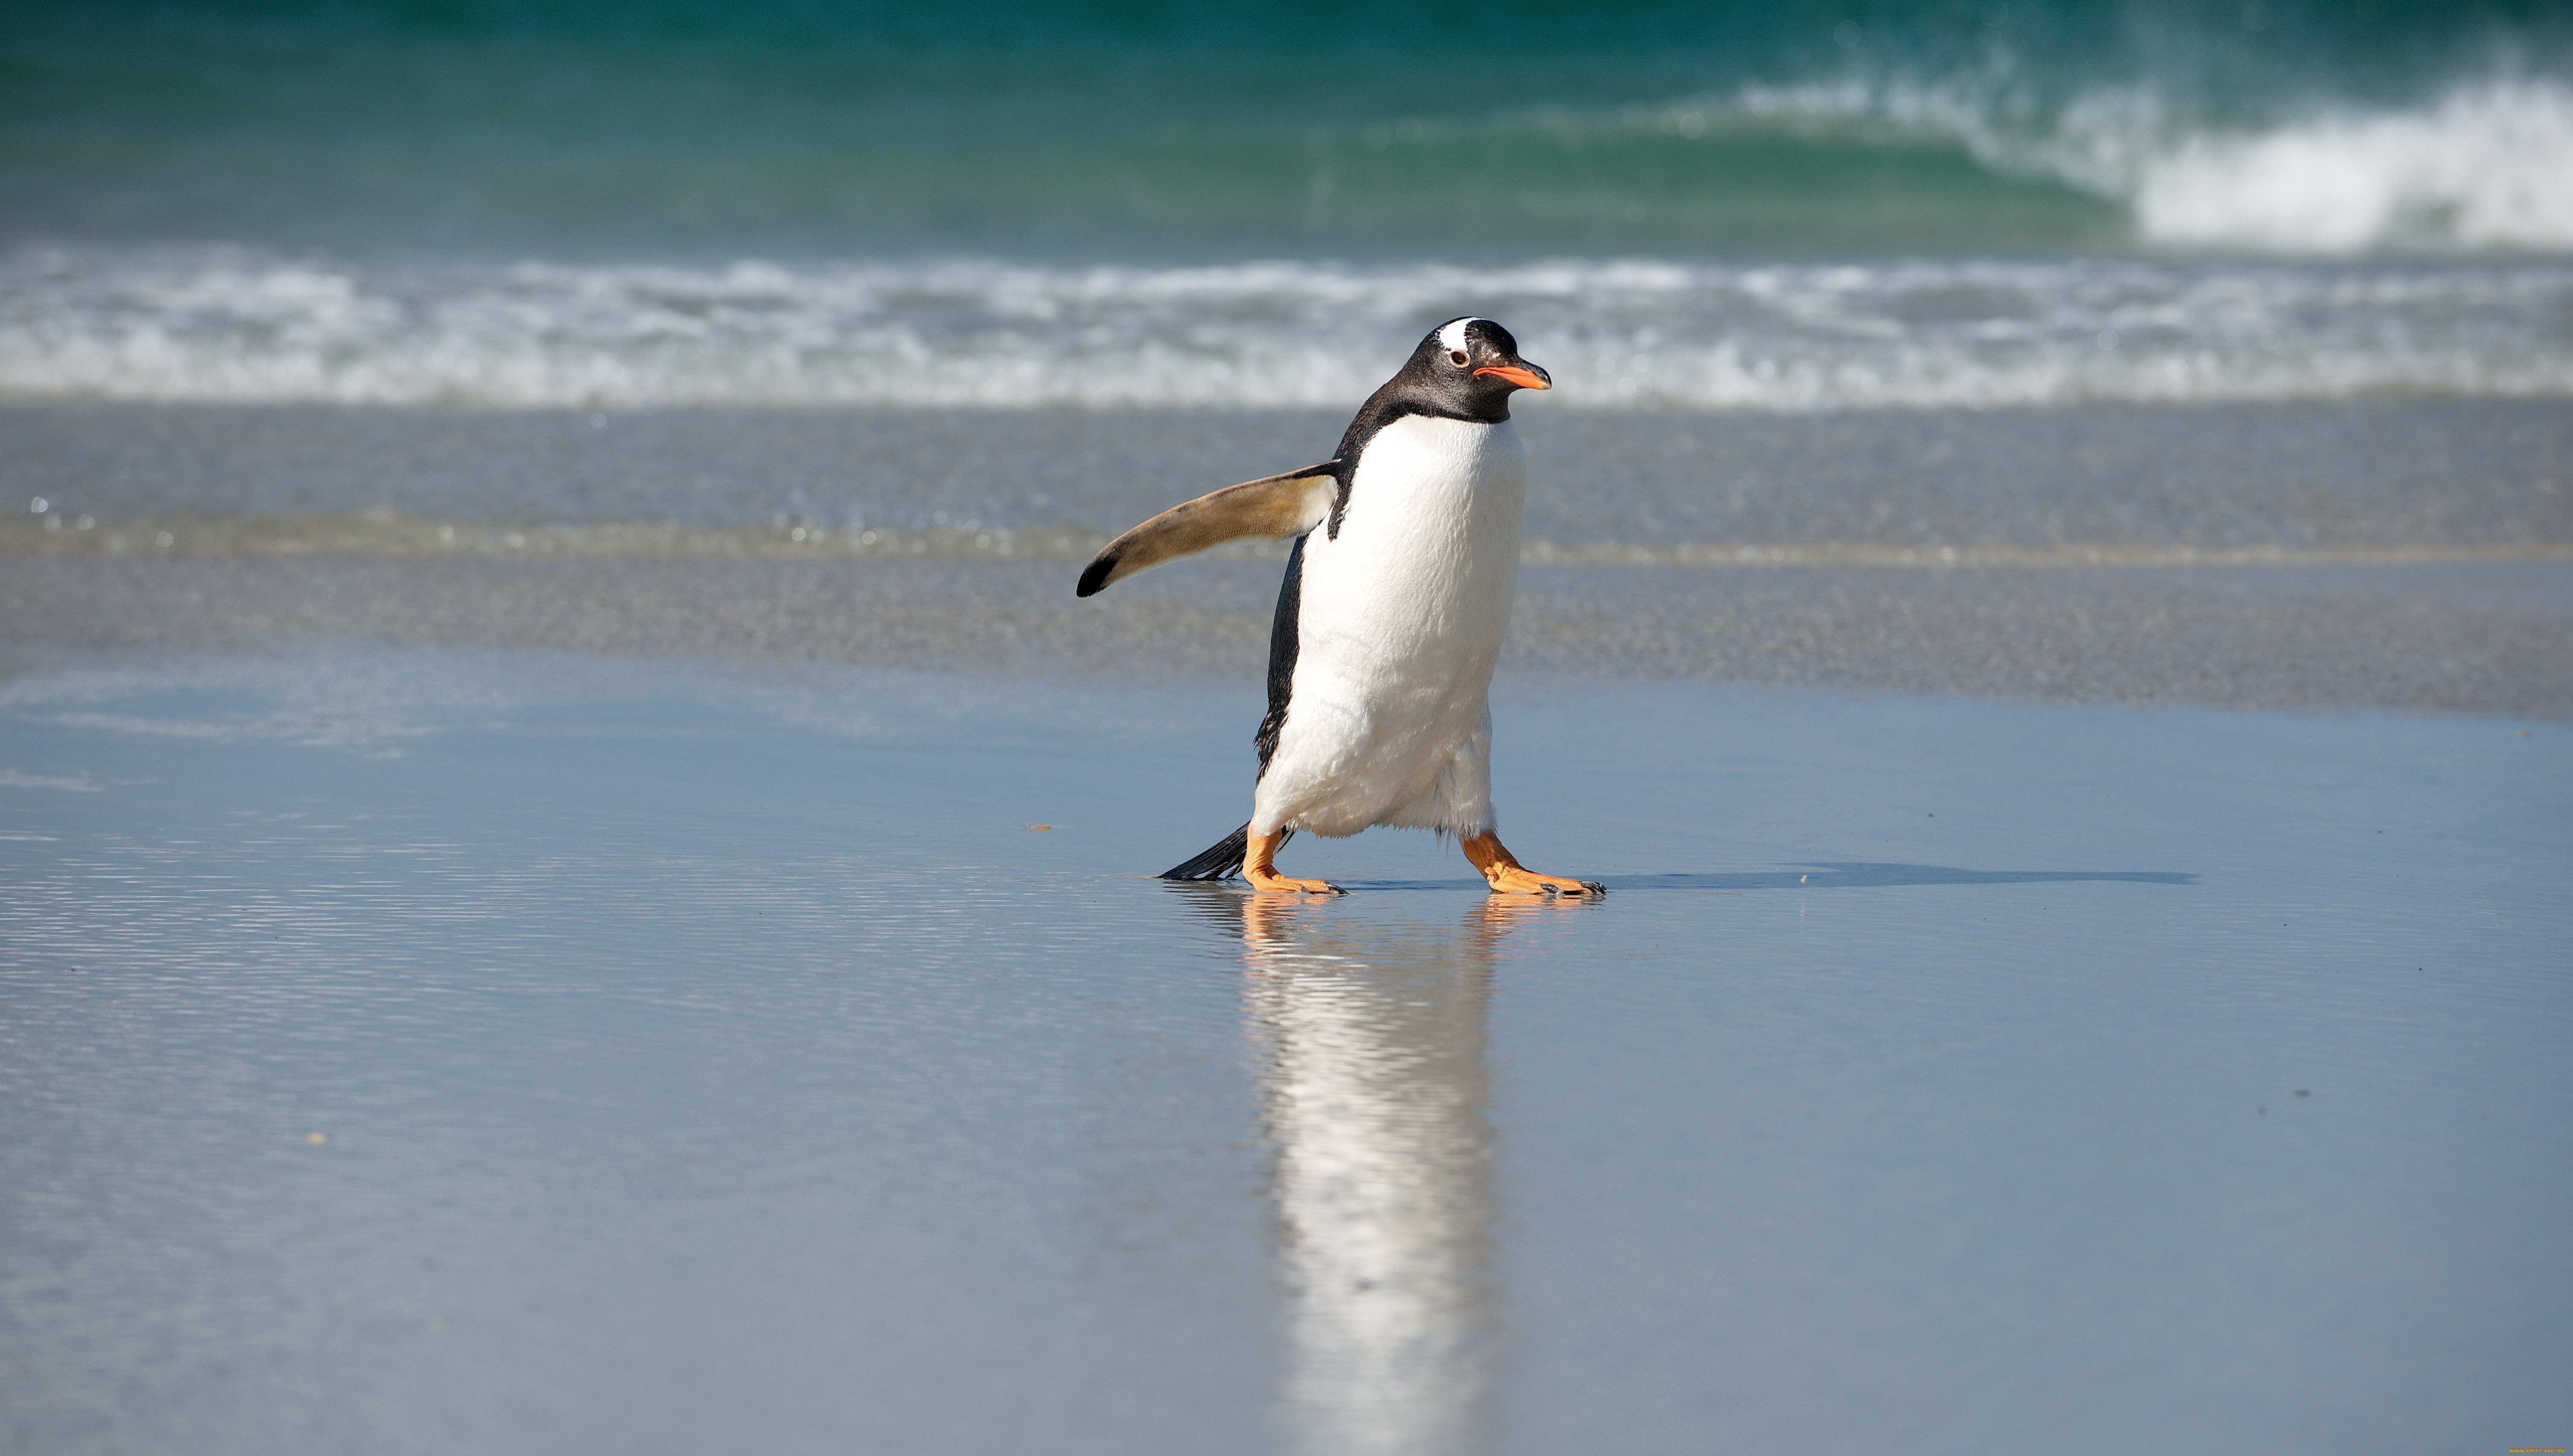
[{"xmin": 3, "ymin": 654, "xmax": 2565, "ymax": 1455}]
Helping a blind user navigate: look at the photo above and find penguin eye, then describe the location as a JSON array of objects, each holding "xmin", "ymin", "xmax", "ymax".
[{"xmin": 1448, "ymin": 349, "xmax": 1471, "ymax": 368}]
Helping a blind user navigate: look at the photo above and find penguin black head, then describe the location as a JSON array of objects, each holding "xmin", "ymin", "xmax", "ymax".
[{"xmin": 1398, "ymin": 317, "xmax": 1552, "ymax": 422}]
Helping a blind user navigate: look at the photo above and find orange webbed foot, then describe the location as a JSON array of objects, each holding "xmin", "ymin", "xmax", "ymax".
[
  {"xmin": 1243, "ymin": 828, "xmax": 1344, "ymax": 895},
  {"xmin": 1482, "ymin": 864, "xmax": 1607, "ymax": 897},
  {"xmin": 1460, "ymin": 832, "xmax": 1605, "ymax": 898},
  {"xmin": 1244, "ymin": 867, "xmax": 1344, "ymax": 895}
]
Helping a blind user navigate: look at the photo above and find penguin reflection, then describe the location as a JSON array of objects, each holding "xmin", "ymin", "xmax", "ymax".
[{"xmin": 1194, "ymin": 890, "xmax": 1568, "ymax": 1456}]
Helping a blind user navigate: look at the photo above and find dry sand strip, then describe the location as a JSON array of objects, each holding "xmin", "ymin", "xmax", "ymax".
[{"xmin": 6, "ymin": 554, "xmax": 2566, "ymax": 720}]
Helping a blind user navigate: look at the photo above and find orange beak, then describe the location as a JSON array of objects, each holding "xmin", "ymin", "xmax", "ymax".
[{"xmin": 1473, "ymin": 362, "xmax": 1552, "ymax": 391}]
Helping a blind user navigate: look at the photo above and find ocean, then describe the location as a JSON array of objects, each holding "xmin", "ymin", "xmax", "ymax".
[{"xmin": 3, "ymin": 0, "xmax": 2571, "ymax": 411}]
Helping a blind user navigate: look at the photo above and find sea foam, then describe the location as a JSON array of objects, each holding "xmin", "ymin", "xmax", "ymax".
[{"xmin": 5, "ymin": 249, "xmax": 2567, "ymax": 411}]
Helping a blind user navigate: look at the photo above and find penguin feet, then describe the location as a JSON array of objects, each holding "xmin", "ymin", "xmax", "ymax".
[
  {"xmin": 1460, "ymin": 832, "xmax": 1606, "ymax": 898},
  {"xmin": 1244, "ymin": 866, "xmax": 1345, "ymax": 895},
  {"xmin": 1244, "ymin": 827, "xmax": 1345, "ymax": 896}
]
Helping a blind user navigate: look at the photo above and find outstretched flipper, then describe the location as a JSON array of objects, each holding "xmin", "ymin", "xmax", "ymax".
[{"xmin": 1077, "ymin": 463, "xmax": 1340, "ymax": 597}]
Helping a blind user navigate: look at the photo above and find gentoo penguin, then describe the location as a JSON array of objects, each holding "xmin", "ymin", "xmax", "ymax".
[{"xmin": 1077, "ymin": 317, "xmax": 1604, "ymax": 898}]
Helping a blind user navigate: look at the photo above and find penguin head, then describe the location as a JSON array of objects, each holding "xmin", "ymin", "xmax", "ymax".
[{"xmin": 1407, "ymin": 317, "xmax": 1551, "ymax": 420}]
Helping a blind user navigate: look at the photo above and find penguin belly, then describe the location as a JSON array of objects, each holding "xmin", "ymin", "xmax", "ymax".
[{"xmin": 1253, "ymin": 415, "xmax": 1526, "ymax": 840}]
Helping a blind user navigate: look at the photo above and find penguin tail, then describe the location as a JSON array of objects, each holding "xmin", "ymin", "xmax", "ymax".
[{"xmin": 1160, "ymin": 823, "xmax": 1286, "ymax": 882}]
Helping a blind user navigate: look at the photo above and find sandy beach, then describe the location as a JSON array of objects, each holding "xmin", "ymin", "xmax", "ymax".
[
  {"xmin": 7, "ymin": 401, "xmax": 2570, "ymax": 715},
  {"xmin": 5, "ymin": 395, "xmax": 2573, "ymax": 1450}
]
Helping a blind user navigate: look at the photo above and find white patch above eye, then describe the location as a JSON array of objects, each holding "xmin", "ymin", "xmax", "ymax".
[{"xmin": 1435, "ymin": 317, "xmax": 1479, "ymax": 355}]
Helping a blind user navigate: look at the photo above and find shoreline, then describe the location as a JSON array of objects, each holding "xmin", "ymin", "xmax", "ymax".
[
  {"xmin": 5, "ymin": 398, "xmax": 2567, "ymax": 718},
  {"xmin": 8, "ymin": 555, "xmax": 2567, "ymax": 720}
]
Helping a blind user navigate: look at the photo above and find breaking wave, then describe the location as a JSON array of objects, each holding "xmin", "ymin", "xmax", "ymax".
[
  {"xmin": 2133, "ymin": 81, "xmax": 2573, "ymax": 252},
  {"xmin": 1610, "ymin": 75, "xmax": 2573, "ymax": 254}
]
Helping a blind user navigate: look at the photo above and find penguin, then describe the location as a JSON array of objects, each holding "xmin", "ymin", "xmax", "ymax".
[{"xmin": 1077, "ymin": 317, "xmax": 1604, "ymax": 898}]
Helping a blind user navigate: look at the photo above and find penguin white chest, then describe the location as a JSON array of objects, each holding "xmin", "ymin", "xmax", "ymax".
[{"xmin": 1255, "ymin": 414, "xmax": 1526, "ymax": 838}]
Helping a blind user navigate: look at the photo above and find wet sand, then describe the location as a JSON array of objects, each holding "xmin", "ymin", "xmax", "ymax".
[
  {"xmin": 7, "ymin": 554, "xmax": 2568, "ymax": 717},
  {"xmin": 5, "ymin": 403, "xmax": 2570, "ymax": 1451},
  {"xmin": 5, "ymin": 401, "xmax": 2570, "ymax": 716},
  {"xmin": 3, "ymin": 652, "xmax": 2566, "ymax": 1454}
]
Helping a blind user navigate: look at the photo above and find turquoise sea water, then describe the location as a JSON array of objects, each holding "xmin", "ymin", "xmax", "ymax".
[
  {"xmin": 3, "ymin": 0, "xmax": 2570, "ymax": 409},
  {"xmin": 7, "ymin": 0, "xmax": 2571, "ymax": 256}
]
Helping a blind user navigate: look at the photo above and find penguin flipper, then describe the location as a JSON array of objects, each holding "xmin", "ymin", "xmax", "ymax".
[
  {"xmin": 1160, "ymin": 823, "xmax": 1290, "ymax": 881},
  {"xmin": 1077, "ymin": 464, "xmax": 1339, "ymax": 597}
]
